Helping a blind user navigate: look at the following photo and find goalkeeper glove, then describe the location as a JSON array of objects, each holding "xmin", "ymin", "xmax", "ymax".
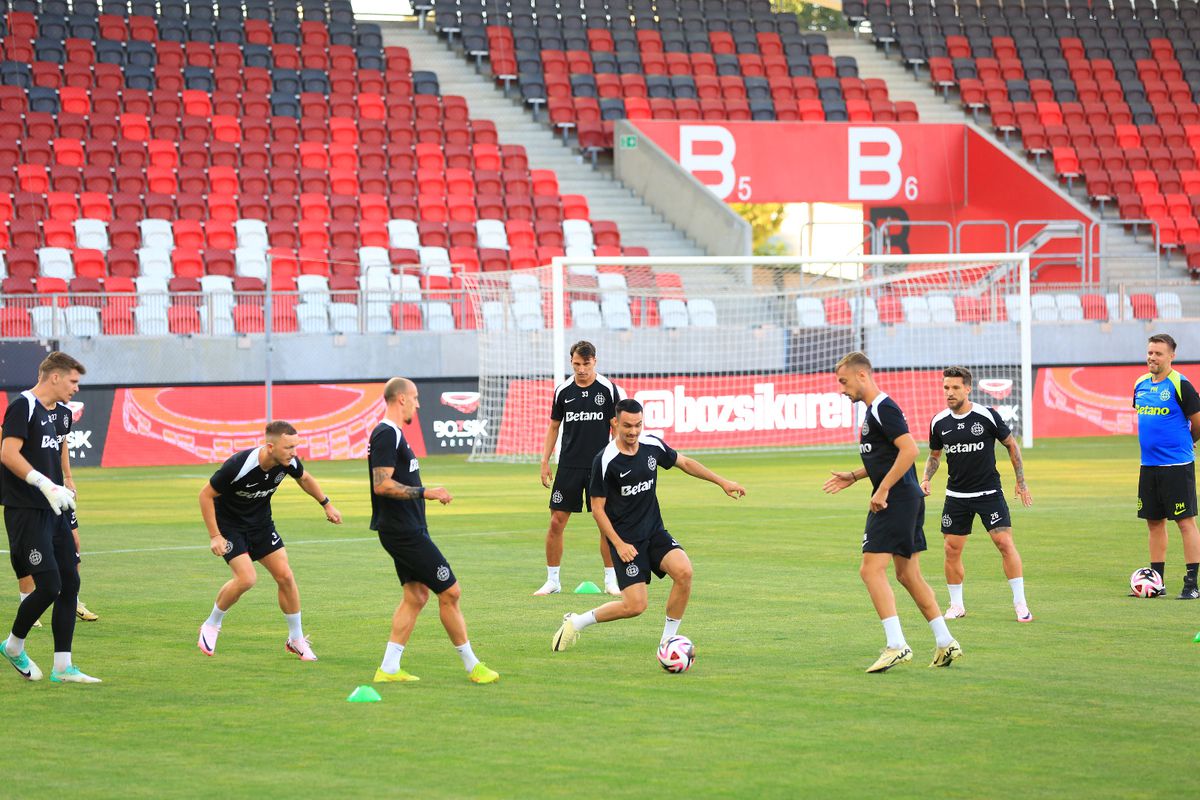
[{"xmin": 25, "ymin": 469, "xmax": 76, "ymax": 516}]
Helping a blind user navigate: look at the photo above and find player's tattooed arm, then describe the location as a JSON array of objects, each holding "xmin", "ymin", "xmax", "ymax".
[
  {"xmin": 922, "ymin": 451, "xmax": 941, "ymax": 483},
  {"xmin": 1001, "ymin": 435, "xmax": 1033, "ymax": 507},
  {"xmin": 372, "ymin": 467, "xmax": 423, "ymax": 500}
]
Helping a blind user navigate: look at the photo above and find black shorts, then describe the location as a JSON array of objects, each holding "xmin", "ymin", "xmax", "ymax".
[
  {"xmin": 940, "ymin": 493, "xmax": 1012, "ymax": 535},
  {"xmin": 378, "ymin": 528, "xmax": 457, "ymax": 594},
  {"xmin": 863, "ymin": 494, "xmax": 927, "ymax": 557},
  {"xmin": 1138, "ymin": 463, "xmax": 1197, "ymax": 521},
  {"xmin": 608, "ymin": 529, "xmax": 684, "ymax": 590},
  {"xmin": 5, "ymin": 506, "xmax": 77, "ymax": 578},
  {"xmin": 550, "ymin": 467, "xmax": 592, "ymax": 513},
  {"xmin": 221, "ymin": 525, "xmax": 285, "ymax": 563}
]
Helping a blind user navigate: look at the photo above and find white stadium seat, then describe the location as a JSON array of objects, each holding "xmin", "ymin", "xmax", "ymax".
[
  {"xmin": 199, "ymin": 307, "xmax": 235, "ymax": 336},
  {"xmin": 133, "ymin": 305, "xmax": 168, "ymax": 336},
  {"xmin": 660, "ymin": 298, "xmax": 690, "ymax": 328},
  {"xmin": 29, "ymin": 306, "xmax": 64, "ymax": 338},
  {"xmin": 365, "ymin": 302, "xmax": 392, "ymax": 332},
  {"xmin": 396, "ymin": 273, "xmax": 421, "ymax": 303},
  {"xmin": 566, "ymin": 262, "xmax": 598, "ymax": 277},
  {"xmin": 562, "ymin": 219, "xmax": 595, "ymax": 251},
  {"xmin": 795, "ymin": 297, "xmax": 825, "ymax": 327},
  {"xmin": 235, "ymin": 248, "xmax": 268, "ymax": 281},
  {"xmin": 139, "ymin": 219, "xmax": 173, "ymax": 250},
  {"xmin": 1054, "ymin": 293, "xmax": 1084, "ymax": 321},
  {"xmin": 63, "ymin": 305, "xmax": 100, "ymax": 337},
  {"xmin": 510, "ymin": 272, "xmax": 541, "ymax": 302},
  {"xmin": 927, "ymin": 295, "xmax": 956, "ymax": 324},
  {"xmin": 1031, "ymin": 294, "xmax": 1058, "ymax": 322},
  {"xmin": 136, "ymin": 247, "xmax": 171, "ymax": 279},
  {"xmin": 74, "ymin": 219, "xmax": 109, "ymax": 252},
  {"xmin": 1104, "ymin": 292, "xmax": 1133, "ymax": 322},
  {"xmin": 234, "ymin": 219, "xmax": 269, "ymax": 251},
  {"xmin": 564, "ymin": 244, "xmax": 595, "ymax": 258},
  {"xmin": 899, "ymin": 296, "xmax": 932, "ymax": 323},
  {"xmin": 297, "ymin": 274, "xmax": 331, "ymax": 306},
  {"xmin": 387, "ymin": 219, "xmax": 421, "ymax": 250},
  {"xmin": 687, "ymin": 298, "xmax": 718, "ymax": 327},
  {"xmin": 135, "ymin": 276, "xmax": 170, "ymax": 314},
  {"xmin": 1155, "ymin": 292, "xmax": 1183, "ymax": 319},
  {"xmin": 475, "ymin": 219, "xmax": 509, "ymax": 250},
  {"xmin": 200, "ymin": 275, "xmax": 236, "ymax": 317},
  {"xmin": 481, "ymin": 300, "xmax": 508, "ymax": 331},
  {"xmin": 512, "ymin": 298, "xmax": 544, "ymax": 330},
  {"xmin": 359, "ymin": 246, "xmax": 391, "ymax": 271},
  {"xmin": 571, "ymin": 300, "xmax": 603, "ymax": 329},
  {"xmin": 329, "ymin": 302, "xmax": 359, "ymax": 334},
  {"xmin": 296, "ymin": 302, "xmax": 330, "ymax": 333},
  {"xmin": 848, "ymin": 296, "xmax": 879, "ymax": 326},
  {"xmin": 424, "ymin": 301, "xmax": 456, "ymax": 331},
  {"xmin": 601, "ymin": 297, "xmax": 632, "ymax": 329},
  {"xmin": 417, "ymin": 246, "xmax": 450, "ymax": 267},
  {"xmin": 38, "ymin": 247, "xmax": 74, "ymax": 280}
]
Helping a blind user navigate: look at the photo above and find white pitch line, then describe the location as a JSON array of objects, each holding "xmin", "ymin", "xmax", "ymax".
[{"xmin": 0, "ymin": 528, "xmax": 531, "ymax": 557}]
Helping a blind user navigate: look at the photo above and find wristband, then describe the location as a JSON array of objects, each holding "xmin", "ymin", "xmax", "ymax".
[
  {"xmin": 418, "ymin": 486, "xmax": 426, "ymax": 498},
  {"xmin": 319, "ymin": 496, "xmax": 331, "ymax": 506}
]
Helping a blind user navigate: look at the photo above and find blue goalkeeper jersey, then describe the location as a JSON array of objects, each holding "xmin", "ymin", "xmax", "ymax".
[{"xmin": 1133, "ymin": 370, "xmax": 1200, "ymax": 466}]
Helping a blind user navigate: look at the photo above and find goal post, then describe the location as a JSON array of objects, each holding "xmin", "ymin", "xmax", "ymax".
[{"xmin": 463, "ymin": 253, "xmax": 1033, "ymax": 463}]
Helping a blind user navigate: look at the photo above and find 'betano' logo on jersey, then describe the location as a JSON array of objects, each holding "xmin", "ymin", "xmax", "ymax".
[
  {"xmin": 621, "ymin": 478, "xmax": 655, "ymax": 496},
  {"xmin": 635, "ymin": 384, "xmax": 854, "ymax": 433},
  {"xmin": 1136, "ymin": 405, "xmax": 1172, "ymax": 416},
  {"xmin": 944, "ymin": 441, "xmax": 986, "ymax": 454}
]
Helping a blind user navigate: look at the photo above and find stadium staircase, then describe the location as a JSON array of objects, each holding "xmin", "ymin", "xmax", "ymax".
[{"xmin": 384, "ymin": 21, "xmax": 706, "ymax": 258}]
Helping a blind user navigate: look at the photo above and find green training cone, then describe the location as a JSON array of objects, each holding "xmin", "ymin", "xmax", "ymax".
[
  {"xmin": 347, "ymin": 685, "xmax": 383, "ymax": 703},
  {"xmin": 574, "ymin": 581, "xmax": 603, "ymax": 594},
  {"xmin": 1193, "ymin": 631, "xmax": 1200, "ymax": 643}
]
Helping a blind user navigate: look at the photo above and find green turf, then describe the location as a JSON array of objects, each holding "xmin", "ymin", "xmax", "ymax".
[{"xmin": 0, "ymin": 436, "xmax": 1194, "ymax": 798}]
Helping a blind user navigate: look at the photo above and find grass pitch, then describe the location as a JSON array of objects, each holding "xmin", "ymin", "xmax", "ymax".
[{"xmin": 0, "ymin": 436, "xmax": 1194, "ymax": 799}]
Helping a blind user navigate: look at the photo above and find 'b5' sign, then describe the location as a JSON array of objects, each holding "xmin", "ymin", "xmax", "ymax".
[{"xmin": 635, "ymin": 121, "xmax": 966, "ymax": 206}]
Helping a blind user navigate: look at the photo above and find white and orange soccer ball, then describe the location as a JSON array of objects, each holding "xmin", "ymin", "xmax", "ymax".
[
  {"xmin": 657, "ymin": 635, "xmax": 695, "ymax": 673},
  {"xmin": 1130, "ymin": 568, "xmax": 1165, "ymax": 598}
]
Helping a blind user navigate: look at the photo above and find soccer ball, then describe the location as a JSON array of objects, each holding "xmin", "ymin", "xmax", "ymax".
[
  {"xmin": 1130, "ymin": 567, "xmax": 1164, "ymax": 597},
  {"xmin": 657, "ymin": 635, "xmax": 695, "ymax": 673}
]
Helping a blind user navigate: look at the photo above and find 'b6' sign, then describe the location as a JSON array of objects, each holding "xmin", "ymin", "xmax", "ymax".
[{"xmin": 635, "ymin": 121, "xmax": 966, "ymax": 206}]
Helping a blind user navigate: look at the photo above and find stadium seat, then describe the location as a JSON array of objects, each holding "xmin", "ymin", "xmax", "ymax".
[
  {"xmin": 795, "ymin": 297, "xmax": 826, "ymax": 327},
  {"xmin": 659, "ymin": 299, "xmax": 690, "ymax": 329}
]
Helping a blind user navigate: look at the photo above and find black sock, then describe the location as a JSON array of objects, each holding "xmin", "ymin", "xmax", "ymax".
[
  {"xmin": 1185, "ymin": 563, "xmax": 1198, "ymax": 587},
  {"xmin": 1152, "ymin": 561, "xmax": 1166, "ymax": 584}
]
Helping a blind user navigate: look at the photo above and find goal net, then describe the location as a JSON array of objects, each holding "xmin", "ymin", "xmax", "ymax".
[{"xmin": 462, "ymin": 254, "xmax": 1032, "ymax": 463}]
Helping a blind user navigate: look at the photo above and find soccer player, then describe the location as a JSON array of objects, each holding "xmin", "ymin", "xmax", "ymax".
[
  {"xmin": 369, "ymin": 377, "xmax": 499, "ymax": 685},
  {"xmin": 197, "ymin": 421, "xmax": 342, "ymax": 660},
  {"xmin": 823, "ymin": 352, "xmax": 962, "ymax": 673},
  {"xmin": 551, "ymin": 398, "xmax": 745, "ymax": 654},
  {"xmin": 0, "ymin": 351, "xmax": 98, "ymax": 683},
  {"xmin": 536, "ymin": 340, "xmax": 624, "ymax": 596},
  {"xmin": 15, "ymin": 410, "xmax": 98, "ymax": 625},
  {"xmin": 1132, "ymin": 333, "xmax": 1200, "ymax": 598},
  {"xmin": 920, "ymin": 366, "xmax": 1034, "ymax": 622}
]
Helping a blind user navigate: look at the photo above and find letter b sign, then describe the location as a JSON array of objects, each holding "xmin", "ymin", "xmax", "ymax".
[{"xmin": 847, "ymin": 128, "xmax": 902, "ymax": 201}]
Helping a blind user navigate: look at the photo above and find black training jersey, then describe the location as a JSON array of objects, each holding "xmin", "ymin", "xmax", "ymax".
[
  {"xmin": 209, "ymin": 446, "xmax": 304, "ymax": 532},
  {"xmin": 1, "ymin": 392, "xmax": 69, "ymax": 509},
  {"xmin": 928, "ymin": 404, "xmax": 1012, "ymax": 497},
  {"xmin": 589, "ymin": 433, "xmax": 678, "ymax": 542},
  {"xmin": 858, "ymin": 393, "xmax": 922, "ymax": 499},
  {"xmin": 368, "ymin": 419, "xmax": 425, "ymax": 533},
  {"xmin": 551, "ymin": 374, "xmax": 622, "ymax": 469}
]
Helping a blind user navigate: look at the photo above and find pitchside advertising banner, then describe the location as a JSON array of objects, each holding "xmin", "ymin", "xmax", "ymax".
[
  {"xmin": 1, "ymin": 366, "xmax": 1185, "ymax": 467},
  {"xmin": 631, "ymin": 121, "xmax": 968, "ymax": 205},
  {"xmin": 494, "ymin": 370, "xmax": 1024, "ymax": 454},
  {"xmin": 1, "ymin": 379, "xmax": 484, "ymax": 467},
  {"xmin": 1034, "ymin": 363, "xmax": 1198, "ymax": 438}
]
